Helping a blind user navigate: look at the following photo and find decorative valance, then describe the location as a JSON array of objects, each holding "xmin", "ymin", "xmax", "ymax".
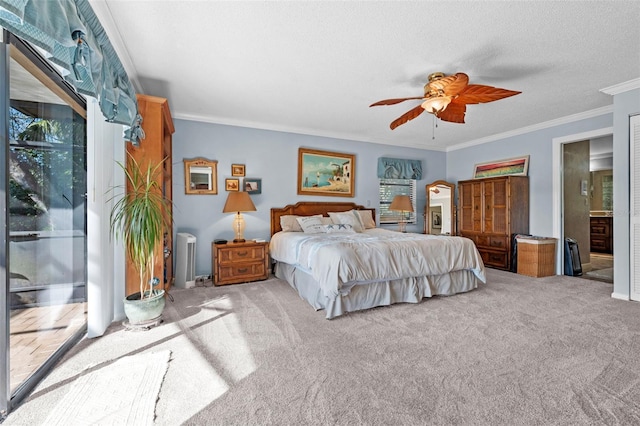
[
  {"xmin": 0, "ymin": 0, "xmax": 144, "ymax": 144},
  {"xmin": 377, "ymin": 157, "xmax": 423, "ymax": 180}
]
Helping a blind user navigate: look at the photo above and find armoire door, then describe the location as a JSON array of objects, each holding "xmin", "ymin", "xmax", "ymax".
[
  {"xmin": 459, "ymin": 181, "xmax": 483, "ymax": 232},
  {"xmin": 483, "ymin": 178, "xmax": 508, "ymax": 234}
]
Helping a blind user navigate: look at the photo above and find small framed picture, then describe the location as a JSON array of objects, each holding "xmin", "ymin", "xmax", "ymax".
[
  {"xmin": 225, "ymin": 178, "xmax": 240, "ymax": 191},
  {"xmin": 243, "ymin": 178, "xmax": 262, "ymax": 194},
  {"xmin": 432, "ymin": 211, "xmax": 442, "ymax": 229},
  {"xmin": 231, "ymin": 164, "xmax": 245, "ymax": 177}
]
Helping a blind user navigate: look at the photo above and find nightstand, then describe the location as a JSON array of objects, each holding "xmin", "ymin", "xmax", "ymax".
[{"xmin": 212, "ymin": 240, "xmax": 269, "ymax": 285}]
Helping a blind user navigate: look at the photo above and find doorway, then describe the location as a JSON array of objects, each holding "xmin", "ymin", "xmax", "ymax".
[{"xmin": 552, "ymin": 128, "xmax": 614, "ymax": 282}]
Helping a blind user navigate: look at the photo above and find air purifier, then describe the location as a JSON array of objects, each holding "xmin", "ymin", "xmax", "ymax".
[{"xmin": 175, "ymin": 233, "xmax": 196, "ymax": 288}]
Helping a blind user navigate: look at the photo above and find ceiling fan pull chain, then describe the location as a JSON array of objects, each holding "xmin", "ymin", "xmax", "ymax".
[{"xmin": 432, "ymin": 116, "xmax": 438, "ymax": 140}]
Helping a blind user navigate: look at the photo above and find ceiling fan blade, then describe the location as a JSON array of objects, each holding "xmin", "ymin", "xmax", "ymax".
[
  {"xmin": 390, "ymin": 104, "xmax": 425, "ymax": 130},
  {"xmin": 455, "ymin": 84, "xmax": 521, "ymax": 105},
  {"xmin": 427, "ymin": 73, "xmax": 469, "ymax": 96},
  {"xmin": 436, "ymin": 102, "xmax": 466, "ymax": 123},
  {"xmin": 370, "ymin": 96, "xmax": 424, "ymax": 107}
]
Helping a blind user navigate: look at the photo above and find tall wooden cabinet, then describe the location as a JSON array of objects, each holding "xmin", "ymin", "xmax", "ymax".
[
  {"xmin": 125, "ymin": 94, "xmax": 175, "ymax": 296},
  {"xmin": 590, "ymin": 216, "xmax": 613, "ymax": 254},
  {"xmin": 458, "ymin": 176, "xmax": 529, "ymax": 271}
]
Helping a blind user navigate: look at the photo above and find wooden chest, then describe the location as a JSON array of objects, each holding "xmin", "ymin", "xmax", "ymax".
[{"xmin": 212, "ymin": 241, "xmax": 269, "ymax": 285}]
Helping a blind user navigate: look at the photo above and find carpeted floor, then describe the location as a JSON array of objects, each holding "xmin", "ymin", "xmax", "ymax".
[
  {"xmin": 5, "ymin": 269, "xmax": 640, "ymax": 425},
  {"xmin": 43, "ymin": 350, "xmax": 170, "ymax": 425}
]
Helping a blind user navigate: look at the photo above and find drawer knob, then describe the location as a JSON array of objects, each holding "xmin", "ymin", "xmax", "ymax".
[
  {"xmin": 237, "ymin": 251, "xmax": 248, "ymax": 257},
  {"xmin": 238, "ymin": 268, "xmax": 248, "ymax": 273}
]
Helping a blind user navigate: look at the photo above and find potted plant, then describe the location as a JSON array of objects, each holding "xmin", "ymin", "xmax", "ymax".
[{"xmin": 109, "ymin": 152, "xmax": 172, "ymax": 325}]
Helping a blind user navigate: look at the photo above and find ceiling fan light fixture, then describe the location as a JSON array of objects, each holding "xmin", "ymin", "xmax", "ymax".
[
  {"xmin": 370, "ymin": 71, "xmax": 520, "ymax": 130},
  {"xmin": 421, "ymin": 96, "xmax": 451, "ymax": 114}
]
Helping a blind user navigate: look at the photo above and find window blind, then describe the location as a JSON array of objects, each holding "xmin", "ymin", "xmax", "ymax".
[{"xmin": 379, "ymin": 178, "xmax": 417, "ymax": 224}]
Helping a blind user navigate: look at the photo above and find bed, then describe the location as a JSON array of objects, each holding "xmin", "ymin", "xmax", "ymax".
[{"xmin": 270, "ymin": 201, "xmax": 486, "ymax": 319}]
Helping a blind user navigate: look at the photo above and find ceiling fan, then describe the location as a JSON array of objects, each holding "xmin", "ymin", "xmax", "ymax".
[{"xmin": 370, "ymin": 72, "xmax": 521, "ymax": 129}]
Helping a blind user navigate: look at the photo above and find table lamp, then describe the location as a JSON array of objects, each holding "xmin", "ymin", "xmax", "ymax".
[
  {"xmin": 389, "ymin": 194, "xmax": 413, "ymax": 232},
  {"xmin": 222, "ymin": 191, "xmax": 256, "ymax": 242}
]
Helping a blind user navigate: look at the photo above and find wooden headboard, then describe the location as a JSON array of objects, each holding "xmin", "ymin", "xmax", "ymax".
[{"xmin": 271, "ymin": 201, "xmax": 376, "ymax": 236}]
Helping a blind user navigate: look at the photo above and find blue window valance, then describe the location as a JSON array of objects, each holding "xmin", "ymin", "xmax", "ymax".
[
  {"xmin": 377, "ymin": 157, "xmax": 423, "ymax": 180},
  {"xmin": 0, "ymin": 0, "xmax": 144, "ymax": 144}
]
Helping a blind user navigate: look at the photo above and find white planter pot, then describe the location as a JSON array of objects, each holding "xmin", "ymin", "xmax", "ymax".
[{"xmin": 123, "ymin": 290, "xmax": 165, "ymax": 325}]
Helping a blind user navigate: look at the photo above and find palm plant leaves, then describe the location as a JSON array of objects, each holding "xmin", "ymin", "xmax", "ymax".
[{"xmin": 109, "ymin": 153, "xmax": 172, "ymax": 298}]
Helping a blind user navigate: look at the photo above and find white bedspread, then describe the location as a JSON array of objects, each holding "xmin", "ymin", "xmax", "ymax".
[{"xmin": 270, "ymin": 229, "xmax": 485, "ymax": 298}]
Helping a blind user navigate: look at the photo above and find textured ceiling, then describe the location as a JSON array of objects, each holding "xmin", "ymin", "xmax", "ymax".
[{"xmin": 90, "ymin": 1, "xmax": 640, "ymax": 151}]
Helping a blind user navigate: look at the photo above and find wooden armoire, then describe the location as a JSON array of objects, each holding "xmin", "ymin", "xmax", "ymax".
[
  {"xmin": 458, "ymin": 176, "xmax": 529, "ymax": 271},
  {"xmin": 125, "ymin": 94, "xmax": 175, "ymax": 296}
]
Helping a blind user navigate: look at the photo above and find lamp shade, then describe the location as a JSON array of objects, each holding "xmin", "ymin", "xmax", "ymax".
[
  {"xmin": 389, "ymin": 195, "xmax": 414, "ymax": 212},
  {"xmin": 222, "ymin": 191, "xmax": 256, "ymax": 213}
]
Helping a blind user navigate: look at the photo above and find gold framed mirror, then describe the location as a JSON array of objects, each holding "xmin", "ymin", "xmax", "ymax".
[
  {"xmin": 184, "ymin": 158, "xmax": 218, "ymax": 195},
  {"xmin": 425, "ymin": 180, "xmax": 455, "ymax": 235}
]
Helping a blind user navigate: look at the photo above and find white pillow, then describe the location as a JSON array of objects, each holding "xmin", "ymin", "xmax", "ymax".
[
  {"xmin": 320, "ymin": 217, "xmax": 333, "ymax": 225},
  {"xmin": 280, "ymin": 214, "xmax": 321, "ymax": 232},
  {"xmin": 355, "ymin": 210, "xmax": 376, "ymax": 229},
  {"xmin": 328, "ymin": 211, "xmax": 364, "ymax": 232},
  {"xmin": 296, "ymin": 216, "xmax": 325, "ymax": 233},
  {"xmin": 323, "ymin": 223, "xmax": 356, "ymax": 233}
]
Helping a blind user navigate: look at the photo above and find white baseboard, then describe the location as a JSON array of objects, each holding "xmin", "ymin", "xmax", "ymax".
[{"xmin": 611, "ymin": 292, "xmax": 630, "ymax": 301}]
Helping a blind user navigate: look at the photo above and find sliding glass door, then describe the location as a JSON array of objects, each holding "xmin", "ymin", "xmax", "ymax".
[{"xmin": 1, "ymin": 30, "xmax": 87, "ymax": 412}]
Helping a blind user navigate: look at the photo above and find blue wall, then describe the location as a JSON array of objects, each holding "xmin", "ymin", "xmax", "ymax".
[
  {"xmin": 172, "ymin": 120, "xmax": 446, "ymax": 276},
  {"xmin": 446, "ymin": 113, "xmax": 613, "ymax": 239}
]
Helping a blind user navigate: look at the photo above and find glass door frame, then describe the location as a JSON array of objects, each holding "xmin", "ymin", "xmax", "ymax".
[
  {"xmin": 0, "ymin": 29, "xmax": 88, "ymax": 416},
  {"xmin": 1, "ymin": 29, "xmax": 10, "ymax": 418}
]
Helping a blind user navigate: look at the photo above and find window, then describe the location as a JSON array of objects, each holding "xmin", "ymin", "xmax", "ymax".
[{"xmin": 379, "ymin": 179, "xmax": 417, "ymax": 224}]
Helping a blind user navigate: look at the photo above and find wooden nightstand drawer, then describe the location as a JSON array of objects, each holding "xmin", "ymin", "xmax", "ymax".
[
  {"xmin": 217, "ymin": 245, "xmax": 266, "ymax": 264},
  {"xmin": 212, "ymin": 241, "xmax": 269, "ymax": 285},
  {"xmin": 217, "ymin": 262, "xmax": 267, "ymax": 283}
]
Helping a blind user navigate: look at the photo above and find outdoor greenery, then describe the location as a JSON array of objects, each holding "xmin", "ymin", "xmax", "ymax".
[{"xmin": 9, "ymin": 106, "xmax": 86, "ymax": 231}]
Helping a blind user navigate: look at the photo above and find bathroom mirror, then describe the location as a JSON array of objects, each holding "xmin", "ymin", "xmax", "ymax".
[
  {"xmin": 425, "ymin": 180, "xmax": 455, "ymax": 235},
  {"xmin": 184, "ymin": 158, "xmax": 218, "ymax": 195}
]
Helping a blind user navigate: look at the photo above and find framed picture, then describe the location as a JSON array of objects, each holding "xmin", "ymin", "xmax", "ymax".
[
  {"xmin": 231, "ymin": 164, "xmax": 245, "ymax": 177},
  {"xmin": 243, "ymin": 178, "xmax": 262, "ymax": 194},
  {"xmin": 473, "ymin": 155, "xmax": 530, "ymax": 179},
  {"xmin": 183, "ymin": 158, "xmax": 217, "ymax": 195},
  {"xmin": 431, "ymin": 211, "xmax": 442, "ymax": 229},
  {"xmin": 297, "ymin": 147, "xmax": 355, "ymax": 197},
  {"xmin": 225, "ymin": 178, "xmax": 240, "ymax": 191}
]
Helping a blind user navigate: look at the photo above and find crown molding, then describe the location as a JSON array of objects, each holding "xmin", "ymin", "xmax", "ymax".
[
  {"xmin": 174, "ymin": 104, "xmax": 615, "ymax": 154},
  {"xmin": 446, "ymin": 105, "xmax": 613, "ymax": 152},
  {"xmin": 600, "ymin": 78, "xmax": 640, "ymax": 95},
  {"xmin": 172, "ymin": 111, "xmax": 449, "ymax": 152}
]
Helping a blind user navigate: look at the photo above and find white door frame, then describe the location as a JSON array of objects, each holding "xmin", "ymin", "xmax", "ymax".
[
  {"xmin": 552, "ymin": 127, "xmax": 613, "ymax": 275},
  {"xmin": 630, "ymin": 115, "xmax": 640, "ymax": 301}
]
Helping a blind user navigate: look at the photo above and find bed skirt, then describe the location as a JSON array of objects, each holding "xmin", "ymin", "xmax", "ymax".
[{"xmin": 274, "ymin": 261, "xmax": 481, "ymax": 319}]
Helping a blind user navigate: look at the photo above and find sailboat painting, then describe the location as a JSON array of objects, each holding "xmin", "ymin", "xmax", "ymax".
[{"xmin": 298, "ymin": 148, "xmax": 355, "ymax": 197}]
